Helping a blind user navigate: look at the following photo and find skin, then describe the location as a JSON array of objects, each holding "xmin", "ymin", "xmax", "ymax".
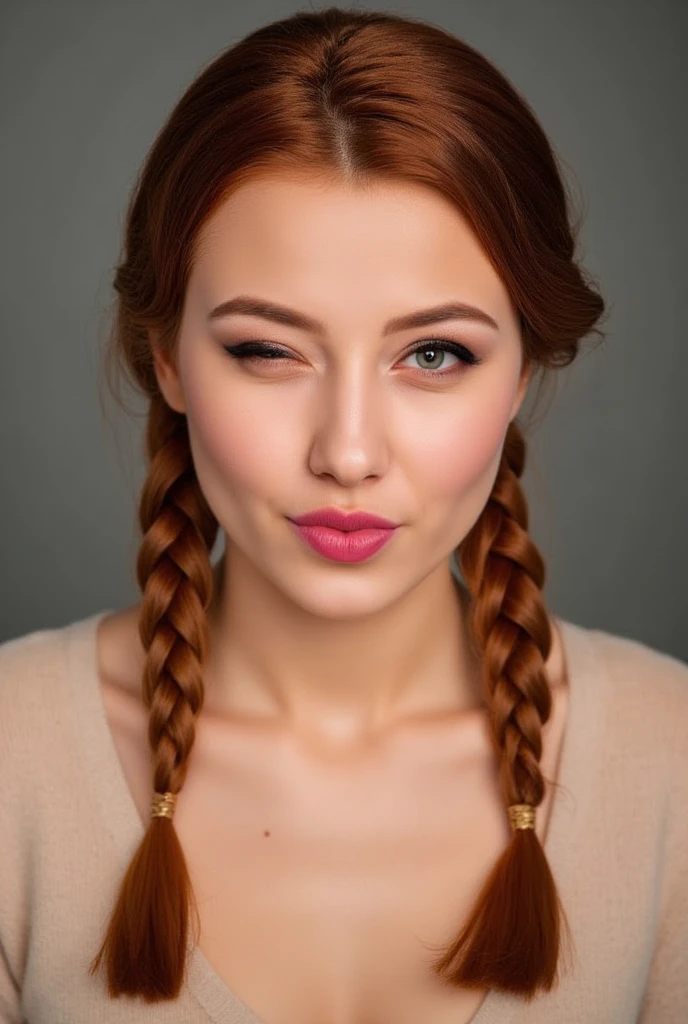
[
  {"xmin": 153, "ymin": 171, "xmax": 533, "ymax": 747},
  {"xmin": 99, "ymin": 171, "xmax": 569, "ymax": 1022}
]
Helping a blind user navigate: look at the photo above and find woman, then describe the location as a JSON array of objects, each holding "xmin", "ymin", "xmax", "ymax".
[{"xmin": 1, "ymin": 7, "xmax": 686, "ymax": 1023}]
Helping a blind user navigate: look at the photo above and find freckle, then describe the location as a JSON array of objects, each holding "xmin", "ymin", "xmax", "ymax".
[{"xmin": 263, "ymin": 829, "xmax": 270, "ymax": 837}]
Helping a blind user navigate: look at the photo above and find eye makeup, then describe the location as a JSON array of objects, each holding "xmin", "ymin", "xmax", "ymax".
[{"xmin": 221, "ymin": 337, "xmax": 483, "ymax": 380}]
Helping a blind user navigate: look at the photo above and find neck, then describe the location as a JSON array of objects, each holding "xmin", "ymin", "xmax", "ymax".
[{"xmin": 202, "ymin": 544, "xmax": 484, "ymax": 748}]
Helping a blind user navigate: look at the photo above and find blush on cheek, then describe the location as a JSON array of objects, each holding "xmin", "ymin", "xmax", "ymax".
[
  {"xmin": 403, "ymin": 385, "xmax": 517, "ymax": 557},
  {"xmin": 181, "ymin": 375, "xmax": 298, "ymax": 534},
  {"xmin": 180, "ymin": 349, "xmax": 267, "ymax": 477},
  {"xmin": 407, "ymin": 396, "xmax": 513, "ymax": 501},
  {"xmin": 189, "ymin": 403, "xmax": 268, "ymax": 493}
]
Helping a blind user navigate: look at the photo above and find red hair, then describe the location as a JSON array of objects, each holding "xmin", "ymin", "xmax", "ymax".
[{"xmin": 91, "ymin": 5, "xmax": 606, "ymax": 1003}]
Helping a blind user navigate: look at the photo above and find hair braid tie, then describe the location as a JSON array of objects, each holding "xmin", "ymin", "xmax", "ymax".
[
  {"xmin": 151, "ymin": 792, "xmax": 178, "ymax": 820},
  {"xmin": 507, "ymin": 803, "xmax": 536, "ymax": 830}
]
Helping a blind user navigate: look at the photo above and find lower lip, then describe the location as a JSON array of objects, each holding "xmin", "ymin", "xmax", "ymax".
[{"xmin": 288, "ymin": 523, "xmax": 398, "ymax": 563}]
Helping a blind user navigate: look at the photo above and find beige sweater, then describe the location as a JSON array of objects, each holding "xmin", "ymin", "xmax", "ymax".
[{"xmin": 0, "ymin": 610, "xmax": 686, "ymax": 1023}]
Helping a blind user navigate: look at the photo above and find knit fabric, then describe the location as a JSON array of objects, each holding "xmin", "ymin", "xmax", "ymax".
[{"xmin": 1, "ymin": 610, "xmax": 686, "ymax": 1023}]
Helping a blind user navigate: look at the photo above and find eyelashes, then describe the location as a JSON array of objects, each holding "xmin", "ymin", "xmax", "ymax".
[{"xmin": 221, "ymin": 338, "xmax": 482, "ymax": 378}]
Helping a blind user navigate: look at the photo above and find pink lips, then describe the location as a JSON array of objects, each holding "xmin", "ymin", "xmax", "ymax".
[
  {"xmin": 289, "ymin": 507, "xmax": 400, "ymax": 531},
  {"xmin": 287, "ymin": 506, "xmax": 400, "ymax": 563}
]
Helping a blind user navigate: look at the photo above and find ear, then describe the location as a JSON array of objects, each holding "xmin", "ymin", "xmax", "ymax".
[
  {"xmin": 509, "ymin": 359, "xmax": 532, "ymax": 422},
  {"xmin": 151, "ymin": 339, "xmax": 187, "ymax": 415}
]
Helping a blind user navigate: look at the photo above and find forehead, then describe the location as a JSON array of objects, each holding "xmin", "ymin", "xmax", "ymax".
[{"xmin": 189, "ymin": 172, "xmax": 516, "ymax": 330}]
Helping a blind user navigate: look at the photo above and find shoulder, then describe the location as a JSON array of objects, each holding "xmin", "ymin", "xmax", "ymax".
[
  {"xmin": 0, "ymin": 612, "xmax": 109, "ymax": 772},
  {"xmin": 561, "ymin": 617, "xmax": 688, "ymax": 783},
  {"xmin": 0, "ymin": 620, "xmax": 70, "ymax": 737},
  {"xmin": 0, "ymin": 620, "xmax": 79, "ymax": 906},
  {"xmin": 0, "ymin": 618, "xmax": 72, "ymax": 671},
  {"xmin": 584, "ymin": 622, "xmax": 688, "ymax": 714},
  {"xmin": 0, "ymin": 622, "xmax": 72, "ymax": 809},
  {"xmin": 562, "ymin": 615, "xmax": 688, "ymax": 702}
]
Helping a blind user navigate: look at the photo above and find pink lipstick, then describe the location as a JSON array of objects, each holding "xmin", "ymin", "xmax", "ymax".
[{"xmin": 287, "ymin": 506, "xmax": 400, "ymax": 563}]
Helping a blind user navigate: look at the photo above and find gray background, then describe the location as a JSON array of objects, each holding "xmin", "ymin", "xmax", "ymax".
[{"xmin": 1, "ymin": 0, "xmax": 686, "ymax": 661}]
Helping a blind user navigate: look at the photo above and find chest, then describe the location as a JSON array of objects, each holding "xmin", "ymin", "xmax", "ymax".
[
  {"xmin": 188, "ymin": 725, "xmax": 514, "ymax": 1022},
  {"xmin": 103, "ymin": 688, "xmax": 567, "ymax": 1024}
]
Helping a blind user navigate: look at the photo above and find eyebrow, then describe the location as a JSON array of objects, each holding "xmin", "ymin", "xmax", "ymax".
[{"xmin": 207, "ymin": 295, "xmax": 500, "ymax": 334}]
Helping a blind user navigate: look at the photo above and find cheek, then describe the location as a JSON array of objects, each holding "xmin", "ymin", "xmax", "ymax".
[
  {"xmin": 399, "ymin": 377, "xmax": 516, "ymax": 508},
  {"xmin": 180, "ymin": 362, "xmax": 297, "ymax": 518}
]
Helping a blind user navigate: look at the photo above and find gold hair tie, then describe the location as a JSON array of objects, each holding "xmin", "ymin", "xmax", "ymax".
[
  {"xmin": 151, "ymin": 791, "xmax": 177, "ymax": 820},
  {"xmin": 508, "ymin": 803, "xmax": 536, "ymax": 831}
]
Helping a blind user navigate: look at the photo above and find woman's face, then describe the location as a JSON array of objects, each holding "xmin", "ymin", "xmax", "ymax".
[{"xmin": 153, "ymin": 172, "xmax": 530, "ymax": 619}]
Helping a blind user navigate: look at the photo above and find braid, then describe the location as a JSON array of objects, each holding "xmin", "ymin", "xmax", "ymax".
[
  {"xmin": 430, "ymin": 420, "xmax": 574, "ymax": 998},
  {"xmin": 90, "ymin": 398, "xmax": 218, "ymax": 1000}
]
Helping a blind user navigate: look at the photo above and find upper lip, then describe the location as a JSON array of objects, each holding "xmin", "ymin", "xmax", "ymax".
[{"xmin": 288, "ymin": 506, "xmax": 400, "ymax": 531}]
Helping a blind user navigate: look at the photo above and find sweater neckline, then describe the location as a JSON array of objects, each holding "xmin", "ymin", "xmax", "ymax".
[{"xmin": 67, "ymin": 608, "xmax": 602, "ymax": 1024}]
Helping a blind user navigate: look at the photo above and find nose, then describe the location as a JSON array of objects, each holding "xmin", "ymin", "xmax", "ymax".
[{"xmin": 307, "ymin": 362, "xmax": 390, "ymax": 486}]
